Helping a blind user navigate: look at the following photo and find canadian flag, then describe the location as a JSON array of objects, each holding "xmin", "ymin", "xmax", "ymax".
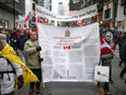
[
  {"xmin": 100, "ymin": 35, "xmax": 113, "ymax": 55},
  {"xmin": 63, "ymin": 45, "xmax": 71, "ymax": 50}
]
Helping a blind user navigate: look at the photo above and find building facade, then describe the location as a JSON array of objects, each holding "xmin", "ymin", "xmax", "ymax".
[{"xmin": 0, "ymin": 0, "xmax": 25, "ymax": 29}]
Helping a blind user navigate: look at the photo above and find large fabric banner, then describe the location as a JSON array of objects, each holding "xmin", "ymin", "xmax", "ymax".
[
  {"xmin": 38, "ymin": 23, "xmax": 100, "ymax": 82},
  {"xmin": 36, "ymin": 4, "xmax": 97, "ymax": 21}
]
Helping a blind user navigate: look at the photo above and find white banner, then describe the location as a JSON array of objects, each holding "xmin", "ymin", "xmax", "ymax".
[
  {"xmin": 38, "ymin": 23, "xmax": 100, "ymax": 82},
  {"xmin": 36, "ymin": 4, "xmax": 97, "ymax": 21}
]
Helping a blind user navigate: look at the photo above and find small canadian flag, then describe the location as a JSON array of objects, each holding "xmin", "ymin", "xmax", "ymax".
[
  {"xmin": 100, "ymin": 35, "xmax": 113, "ymax": 55},
  {"xmin": 63, "ymin": 45, "xmax": 71, "ymax": 50}
]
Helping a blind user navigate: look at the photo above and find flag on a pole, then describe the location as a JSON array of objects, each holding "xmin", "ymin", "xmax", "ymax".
[{"xmin": 0, "ymin": 44, "xmax": 39, "ymax": 86}]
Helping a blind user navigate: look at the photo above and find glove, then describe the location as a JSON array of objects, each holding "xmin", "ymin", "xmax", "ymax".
[
  {"xmin": 17, "ymin": 75, "xmax": 24, "ymax": 89},
  {"xmin": 39, "ymin": 58, "xmax": 43, "ymax": 63},
  {"xmin": 36, "ymin": 46, "xmax": 42, "ymax": 51}
]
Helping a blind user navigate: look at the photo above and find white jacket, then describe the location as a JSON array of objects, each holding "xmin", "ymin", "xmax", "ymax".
[{"xmin": 0, "ymin": 57, "xmax": 23, "ymax": 94}]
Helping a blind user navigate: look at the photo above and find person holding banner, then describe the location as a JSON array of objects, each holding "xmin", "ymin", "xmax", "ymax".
[
  {"xmin": 24, "ymin": 30, "xmax": 42, "ymax": 95},
  {"xmin": 100, "ymin": 32, "xmax": 114, "ymax": 95}
]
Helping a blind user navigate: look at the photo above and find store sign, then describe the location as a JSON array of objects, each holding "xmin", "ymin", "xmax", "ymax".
[
  {"xmin": 38, "ymin": 23, "xmax": 100, "ymax": 82},
  {"xmin": 36, "ymin": 4, "xmax": 97, "ymax": 21}
]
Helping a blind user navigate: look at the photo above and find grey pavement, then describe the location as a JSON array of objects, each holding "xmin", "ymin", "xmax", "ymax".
[
  {"xmin": 15, "ymin": 48, "xmax": 126, "ymax": 95},
  {"xmin": 110, "ymin": 49, "xmax": 126, "ymax": 95}
]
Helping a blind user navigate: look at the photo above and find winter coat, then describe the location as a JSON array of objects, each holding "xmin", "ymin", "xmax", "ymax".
[
  {"xmin": 16, "ymin": 32, "xmax": 28, "ymax": 51},
  {"xmin": 24, "ymin": 39, "xmax": 41, "ymax": 69},
  {"xmin": 118, "ymin": 33, "xmax": 126, "ymax": 60},
  {"xmin": 120, "ymin": 40, "xmax": 126, "ymax": 63},
  {"xmin": 100, "ymin": 35, "xmax": 113, "ymax": 60},
  {"xmin": 0, "ymin": 56, "xmax": 23, "ymax": 94}
]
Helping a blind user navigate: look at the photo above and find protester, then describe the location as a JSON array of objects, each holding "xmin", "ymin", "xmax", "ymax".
[
  {"xmin": 118, "ymin": 32, "xmax": 126, "ymax": 66},
  {"xmin": 16, "ymin": 29, "xmax": 29, "ymax": 62},
  {"xmin": 24, "ymin": 30, "xmax": 42, "ymax": 95},
  {"xmin": 119, "ymin": 33, "xmax": 126, "ymax": 81},
  {"xmin": 105, "ymin": 31, "xmax": 113, "ymax": 44},
  {"xmin": 0, "ymin": 33, "xmax": 24, "ymax": 95},
  {"xmin": 120, "ymin": 41, "xmax": 126, "ymax": 79},
  {"xmin": 100, "ymin": 32, "xmax": 114, "ymax": 94},
  {"xmin": 0, "ymin": 34, "xmax": 39, "ymax": 89},
  {"xmin": 16, "ymin": 30, "xmax": 28, "ymax": 51},
  {"xmin": 9, "ymin": 29, "xmax": 19, "ymax": 50}
]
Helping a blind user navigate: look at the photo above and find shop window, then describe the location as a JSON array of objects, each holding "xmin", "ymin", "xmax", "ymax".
[{"xmin": 0, "ymin": 19, "xmax": 9, "ymax": 29}]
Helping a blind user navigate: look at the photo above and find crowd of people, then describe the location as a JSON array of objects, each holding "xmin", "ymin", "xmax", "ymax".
[{"xmin": 0, "ymin": 27, "xmax": 42, "ymax": 95}]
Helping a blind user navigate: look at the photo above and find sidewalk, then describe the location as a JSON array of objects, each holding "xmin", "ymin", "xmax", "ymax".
[{"xmin": 110, "ymin": 49, "xmax": 126, "ymax": 95}]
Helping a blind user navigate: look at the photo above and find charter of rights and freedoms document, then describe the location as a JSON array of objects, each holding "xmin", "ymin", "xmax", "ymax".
[{"xmin": 38, "ymin": 23, "xmax": 100, "ymax": 82}]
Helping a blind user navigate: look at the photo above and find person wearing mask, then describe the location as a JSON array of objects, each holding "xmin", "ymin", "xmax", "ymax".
[
  {"xmin": 24, "ymin": 30, "xmax": 42, "ymax": 95},
  {"xmin": 100, "ymin": 32, "xmax": 114, "ymax": 95},
  {"xmin": 0, "ymin": 33, "xmax": 24, "ymax": 95}
]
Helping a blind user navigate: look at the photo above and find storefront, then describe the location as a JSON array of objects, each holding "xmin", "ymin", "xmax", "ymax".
[
  {"xmin": 0, "ymin": 18, "xmax": 10, "ymax": 29},
  {"xmin": 0, "ymin": 8, "xmax": 14, "ymax": 29},
  {"xmin": 0, "ymin": 0, "xmax": 25, "ymax": 29}
]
